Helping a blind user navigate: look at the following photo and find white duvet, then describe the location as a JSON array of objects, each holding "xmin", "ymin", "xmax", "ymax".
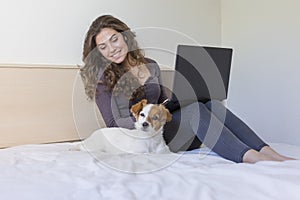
[{"xmin": 0, "ymin": 142, "xmax": 299, "ymax": 200}]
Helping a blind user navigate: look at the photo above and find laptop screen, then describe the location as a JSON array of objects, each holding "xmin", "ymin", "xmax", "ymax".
[{"xmin": 171, "ymin": 45, "xmax": 233, "ymax": 104}]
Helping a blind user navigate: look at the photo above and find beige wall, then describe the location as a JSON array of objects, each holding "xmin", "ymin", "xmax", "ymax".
[{"xmin": 0, "ymin": 65, "xmax": 79, "ymax": 147}]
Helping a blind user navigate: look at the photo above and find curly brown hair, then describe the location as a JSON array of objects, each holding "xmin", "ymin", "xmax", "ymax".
[{"xmin": 80, "ymin": 15, "xmax": 146, "ymax": 100}]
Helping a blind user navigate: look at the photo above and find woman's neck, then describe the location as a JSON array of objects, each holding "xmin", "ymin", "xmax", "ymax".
[{"xmin": 119, "ymin": 56, "xmax": 132, "ymax": 71}]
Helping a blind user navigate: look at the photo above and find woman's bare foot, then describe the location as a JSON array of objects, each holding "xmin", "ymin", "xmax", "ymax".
[
  {"xmin": 242, "ymin": 149, "xmax": 277, "ymax": 163},
  {"xmin": 259, "ymin": 146, "xmax": 296, "ymax": 161}
]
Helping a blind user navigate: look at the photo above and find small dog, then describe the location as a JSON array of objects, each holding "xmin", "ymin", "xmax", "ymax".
[{"xmin": 73, "ymin": 99, "xmax": 172, "ymax": 154}]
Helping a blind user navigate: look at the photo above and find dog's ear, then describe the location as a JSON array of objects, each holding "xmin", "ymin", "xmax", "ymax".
[
  {"xmin": 130, "ymin": 99, "xmax": 148, "ymax": 119},
  {"xmin": 140, "ymin": 99, "xmax": 148, "ymax": 107},
  {"xmin": 160, "ymin": 105, "xmax": 172, "ymax": 122},
  {"xmin": 165, "ymin": 108, "xmax": 172, "ymax": 122}
]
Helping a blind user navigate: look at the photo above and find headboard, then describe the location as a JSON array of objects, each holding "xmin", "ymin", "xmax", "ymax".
[{"xmin": 0, "ymin": 64, "xmax": 174, "ymax": 148}]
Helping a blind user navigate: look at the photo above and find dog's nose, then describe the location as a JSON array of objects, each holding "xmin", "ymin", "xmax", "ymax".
[{"xmin": 142, "ymin": 122, "xmax": 149, "ymax": 127}]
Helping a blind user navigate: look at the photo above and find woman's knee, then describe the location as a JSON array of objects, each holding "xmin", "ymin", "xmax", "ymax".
[
  {"xmin": 181, "ymin": 101, "xmax": 205, "ymax": 112},
  {"xmin": 205, "ymin": 99, "xmax": 221, "ymax": 106},
  {"xmin": 205, "ymin": 100, "xmax": 224, "ymax": 110},
  {"xmin": 193, "ymin": 102, "xmax": 211, "ymax": 116}
]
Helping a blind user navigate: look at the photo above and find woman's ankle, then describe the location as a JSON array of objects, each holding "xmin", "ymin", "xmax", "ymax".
[{"xmin": 242, "ymin": 149, "xmax": 275, "ymax": 163}]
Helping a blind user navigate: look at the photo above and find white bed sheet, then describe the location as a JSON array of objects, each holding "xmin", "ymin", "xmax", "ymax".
[{"xmin": 0, "ymin": 142, "xmax": 299, "ymax": 200}]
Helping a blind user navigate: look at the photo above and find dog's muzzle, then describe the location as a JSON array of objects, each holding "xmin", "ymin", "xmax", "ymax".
[{"xmin": 142, "ymin": 122, "xmax": 149, "ymax": 128}]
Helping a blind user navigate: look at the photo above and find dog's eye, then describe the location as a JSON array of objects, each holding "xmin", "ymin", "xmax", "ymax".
[
  {"xmin": 152, "ymin": 115, "xmax": 158, "ymax": 120},
  {"xmin": 140, "ymin": 113, "xmax": 145, "ymax": 117}
]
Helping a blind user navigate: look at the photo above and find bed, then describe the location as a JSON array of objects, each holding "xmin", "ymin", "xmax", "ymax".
[
  {"xmin": 1, "ymin": 142, "xmax": 300, "ymax": 200},
  {"xmin": 1, "ymin": 64, "xmax": 299, "ymax": 200}
]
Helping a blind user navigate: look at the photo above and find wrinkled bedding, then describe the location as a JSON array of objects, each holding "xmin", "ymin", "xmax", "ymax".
[{"xmin": 0, "ymin": 142, "xmax": 299, "ymax": 200}]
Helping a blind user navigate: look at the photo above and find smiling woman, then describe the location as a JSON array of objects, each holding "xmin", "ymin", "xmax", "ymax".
[
  {"xmin": 95, "ymin": 28, "xmax": 151, "ymax": 86},
  {"xmin": 79, "ymin": 15, "xmax": 296, "ymax": 164},
  {"xmin": 95, "ymin": 29, "xmax": 128, "ymax": 64},
  {"xmin": 80, "ymin": 15, "xmax": 148, "ymax": 101}
]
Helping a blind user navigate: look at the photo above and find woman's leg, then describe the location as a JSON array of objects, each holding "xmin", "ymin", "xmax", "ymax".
[
  {"xmin": 204, "ymin": 100, "xmax": 267, "ymax": 151},
  {"xmin": 205, "ymin": 100, "xmax": 295, "ymax": 161},
  {"xmin": 164, "ymin": 109, "xmax": 202, "ymax": 152},
  {"xmin": 165, "ymin": 102, "xmax": 252, "ymax": 162}
]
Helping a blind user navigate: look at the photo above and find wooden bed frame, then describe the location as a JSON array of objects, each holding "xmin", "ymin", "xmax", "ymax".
[{"xmin": 0, "ymin": 64, "xmax": 174, "ymax": 148}]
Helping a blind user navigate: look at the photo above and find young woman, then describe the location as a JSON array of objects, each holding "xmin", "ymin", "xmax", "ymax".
[{"xmin": 80, "ymin": 15, "xmax": 294, "ymax": 163}]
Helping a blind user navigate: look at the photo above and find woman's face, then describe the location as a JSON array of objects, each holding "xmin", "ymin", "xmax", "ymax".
[{"xmin": 95, "ymin": 28, "xmax": 129, "ymax": 64}]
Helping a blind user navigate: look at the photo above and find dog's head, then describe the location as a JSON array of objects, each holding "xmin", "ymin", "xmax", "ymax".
[{"xmin": 130, "ymin": 99, "xmax": 172, "ymax": 132}]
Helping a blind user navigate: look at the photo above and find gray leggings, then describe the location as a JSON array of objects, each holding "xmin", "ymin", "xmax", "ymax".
[{"xmin": 163, "ymin": 100, "xmax": 268, "ymax": 163}]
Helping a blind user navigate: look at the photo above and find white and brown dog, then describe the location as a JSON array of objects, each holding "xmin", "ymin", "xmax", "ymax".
[{"xmin": 73, "ymin": 99, "xmax": 172, "ymax": 154}]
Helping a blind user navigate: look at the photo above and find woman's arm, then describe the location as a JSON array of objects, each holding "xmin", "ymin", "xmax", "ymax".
[{"xmin": 95, "ymin": 83, "xmax": 135, "ymax": 129}]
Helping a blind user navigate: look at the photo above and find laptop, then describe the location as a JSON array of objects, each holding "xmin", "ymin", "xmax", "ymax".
[{"xmin": 164, "ymin": 45, "xmax": 233, "ymax": 112}]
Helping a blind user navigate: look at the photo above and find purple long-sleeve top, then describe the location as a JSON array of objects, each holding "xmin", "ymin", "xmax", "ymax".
[{"xmin": 95, "ymin": 58, "xmax": 169, "ymax": 129}]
